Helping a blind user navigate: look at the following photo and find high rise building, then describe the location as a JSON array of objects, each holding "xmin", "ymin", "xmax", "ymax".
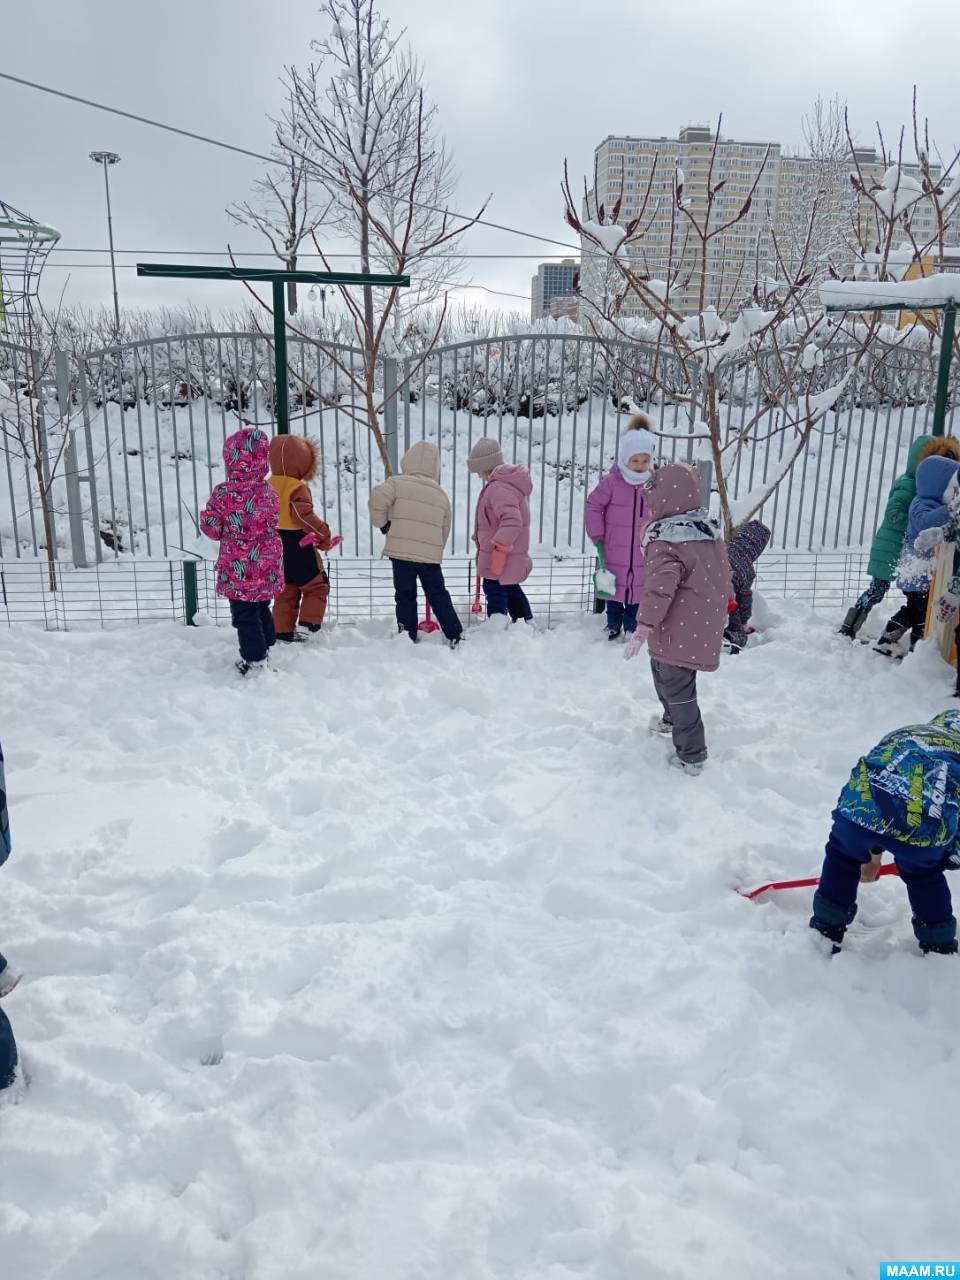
[
  {"xmin": 578, "ymin": 126, "xmax": 957, "ymax": 320},
  {"xmin": 531, "ymin": 259, "xmax": 579, "ymax": 321}
]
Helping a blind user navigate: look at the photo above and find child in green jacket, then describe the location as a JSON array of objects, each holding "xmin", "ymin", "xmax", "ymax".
[{"xmin": 839, "ymin": 435, "xmax": 959, "ymax": 638}]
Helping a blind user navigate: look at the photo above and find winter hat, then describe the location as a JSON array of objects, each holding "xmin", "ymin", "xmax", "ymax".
[
  {"xmin": 618, "ymin": 427, "xmax": 658, "ymax": 485},
  {"xmin": 468, "ymin": 437, "xmax": 505, "ymax": 475}
]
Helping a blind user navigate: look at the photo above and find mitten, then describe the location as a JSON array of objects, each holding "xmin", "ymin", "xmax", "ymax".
[
  {"xmin": 380, "ymin": 522, "xmax": 391, "ymax": 536},
  {"xmin": 727, "ymin": 599, "xmax": 738, "ymax": 615},
  {"xmin": 489, "ymin": 543, "xmax": 509, "ymax": 578},
  {"xmin": 624, "ymin": 624, "xmax": 653, "ymax": 660},
  {"xmin": 916, "ymin": 525, "xmax": 947, "ymax": 552}
]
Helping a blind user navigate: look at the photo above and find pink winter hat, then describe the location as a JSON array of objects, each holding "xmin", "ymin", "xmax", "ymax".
[{"xmin": 467, "ymin": 437, "xmax": 505, "ymax": 475}]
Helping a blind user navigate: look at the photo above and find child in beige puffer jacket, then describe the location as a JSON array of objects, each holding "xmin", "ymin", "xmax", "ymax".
[{"xmin": 369, "ymin": 442, "xmax": 464, "ymax": 647}]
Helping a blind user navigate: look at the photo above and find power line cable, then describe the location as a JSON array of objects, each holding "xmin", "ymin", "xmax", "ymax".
[{"xmin": 0, "ymin": 70, "xmax": 582, "ymax": 253}]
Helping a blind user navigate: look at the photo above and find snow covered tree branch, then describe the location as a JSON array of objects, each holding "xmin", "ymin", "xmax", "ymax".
[
  {"xmin": 280, "ymin": 0, "xmax": 487, "ymax": 473},
  {"xmin": 228, "ymin": 88, "xmax": 332, "ymax": 315}
]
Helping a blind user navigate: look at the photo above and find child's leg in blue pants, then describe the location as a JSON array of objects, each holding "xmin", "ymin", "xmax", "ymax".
[{"xmin": 811, "ymin": 813, "xmax": 957, "ymax": 951}]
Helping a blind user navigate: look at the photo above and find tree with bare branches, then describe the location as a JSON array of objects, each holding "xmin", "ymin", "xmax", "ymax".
[
  {"xmin": 228, "ymin": 89, "xmax": 331, "ymax": 316},
  {"xmin": 265, "ymin": 0, "xmax": 486, "ymax": 474},
  {"xmin": 564, "ymin": 103, "xmax": 960, "ymax": 538}
]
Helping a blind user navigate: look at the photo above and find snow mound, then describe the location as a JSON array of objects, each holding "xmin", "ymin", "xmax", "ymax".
[{"xmin": 2, "ymin": 609, "xmax": 960, "ymax": 1278}]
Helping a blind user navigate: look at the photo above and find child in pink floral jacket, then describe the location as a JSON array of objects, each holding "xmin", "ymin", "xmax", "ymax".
[{"xmin": 201, "ymin": 428, "xmax": 284, "ymax": 674}]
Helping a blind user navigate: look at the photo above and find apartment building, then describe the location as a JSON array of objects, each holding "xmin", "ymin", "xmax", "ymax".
[
  {"xmin": 579, "ymin": 126, "xmax": 957, "ymax": 319},
  {"xmin": 530, "ymin": 259, "xmax": 579, "ymax": 321},
  {"xmin": 579, "ymin": 126, "xmax": 779, "ymax": 318}
]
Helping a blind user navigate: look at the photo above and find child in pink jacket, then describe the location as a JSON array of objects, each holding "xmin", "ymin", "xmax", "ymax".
[
  {"xmin": 585, "ymin": 415, "xmax": 656, "ymax": 639},
  {"xmin": 201, "ymin": 427, "xmax": 284, "ymax": 675},
  {"xmin": 625, "ymin": 462, "xmax": 732, "ymax": 775},
  {"xmin": 468, "ymin": 437, "xmax": 534, "ymax": 623}
]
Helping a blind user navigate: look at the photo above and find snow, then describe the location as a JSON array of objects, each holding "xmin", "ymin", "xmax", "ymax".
[
  {"xmin": 3, "ymin": 608, "xmax": 960, "ymax": 1278},
  {"xmin": 873, "ymin": 167, "xmax": 923, "ymax": 220},
  {"xmin": 582, "ymin": 221, "xmax": 629, "ymax": 263},
  {"xmin": 821, "ymin": 273, "xmax": 960, "ymax": 311}
]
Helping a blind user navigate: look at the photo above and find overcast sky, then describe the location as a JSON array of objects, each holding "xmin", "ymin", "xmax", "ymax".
[{"xmin": 3, "ymin": 0, "xmax": 958, "ymax": 319}]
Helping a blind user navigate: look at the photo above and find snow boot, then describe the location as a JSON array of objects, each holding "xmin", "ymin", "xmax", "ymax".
[
  {"xmin": 449, "ymin": 636, "xmax": 464, "ymax": 650},
  {"xmin": 668, "ymin": 753, "xmax": 703, "ymax": 777},
  {"xmin": 607, "ymin": 628, "xmax": 623, "ymax": 642},
  {"xmin": 648, "ymin": 714, "xmax": 672, "ymax": 736},
  {"xmin": 913, "ymin": 915, "xmax": 958, "ymax": 955},
  {"xmin": 838, "ymin": 605, "xmax": 868, "ymax": 639},
  {"xmin": 873, "ymin": 622, "xmax": 908, "ymax": 657},
  {"xmin": 235, "ymin": 659, "xmax": 267, "ymax": 677},
  {"xmin": 275, "ymin": 632, "xmax": 307, "ymax": 644},
  {"xmin": 300, "ymin": 622, "xmax": 322, "ymax": 634},
  {"xmin": 810, "ymin": 890, "xmax": 857, "ymax": 953}
]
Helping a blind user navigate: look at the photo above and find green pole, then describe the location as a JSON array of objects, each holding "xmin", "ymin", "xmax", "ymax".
[
  {"xmin": 932, "ymin": 303, "xmax": 957, "ymax": 438},
  {"xmin": 272, "ymin": 277, "xmax": 290, "ymax": 435},
  {"xmin": 182, "ymin": 560, "xmax": 198, "ymax": 626}
]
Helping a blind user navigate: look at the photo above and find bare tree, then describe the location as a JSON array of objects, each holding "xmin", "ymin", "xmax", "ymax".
[
  {"xmin": 564, "ymin": 119, "xmax": 878, "ymax": 536},
  {"xmin": 0, "ymin": 298, "xmax": 77, "ymax": 589},
  {"xmin": 265, "ymin": 0, "xmax": 486, "ymax": 473},
  {"xmin": 844, "ymin": 89, "xmax": 960, "ymax": 363},
  {"xmin": 228, "ymin": 88, "xmax": 331, "ymax": 315}
]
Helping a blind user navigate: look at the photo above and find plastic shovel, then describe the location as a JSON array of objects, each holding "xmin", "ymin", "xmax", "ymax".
[
  {"xmin": 594, "ymin": 541, "xmax": 617, "ymax": 599},
  {"xmin": 738, "ymin": 863, "xmax": 900, "ymax": 901},
  {"xmin": 418, "ymin": 602, "xmax": 441, "ymax": 634},
  {"xmin": 471, "ymin": 572, "xmax": 484, "ymax": 617}
]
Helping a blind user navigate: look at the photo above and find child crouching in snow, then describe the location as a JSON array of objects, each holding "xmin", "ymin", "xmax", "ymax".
[
  {"xmin": 268, "ymin": 435, "xmax": 338, "ymax": 642},
  {"xmin": 810, "ymin": 712, "xmax": 960, "ymax": 955},
  {"xmin": 624, "ymin": 462, "xmax": 732, "ymax": 775},
  {"xmin": 584, "ymin": 414, "xmax": 656, "ymax": 640},
  {"xmin": 201, "ymin": 428, "xmax": 284, "ymax": 676},
  {"xmin": 724, "ymin": 520, "xmax": 770, "ymax": 653}
]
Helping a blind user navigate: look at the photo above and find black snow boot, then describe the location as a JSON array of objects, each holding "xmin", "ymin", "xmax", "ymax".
[
  {"xmin": 874, "ymin": 622, "xmax": 908, "ymax": 657},
  {"xmin": 812, "ymin": 922, "xmax": 846, "ymax": 955},
  {"xmin": 838, "ymin": 605, "xmax": 868, "ymax": 639}
]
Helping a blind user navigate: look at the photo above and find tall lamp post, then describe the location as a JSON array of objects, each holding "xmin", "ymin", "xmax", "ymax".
[{"xmin": 89, "ymin": 150, "xmax": 121, "ymax": 331}]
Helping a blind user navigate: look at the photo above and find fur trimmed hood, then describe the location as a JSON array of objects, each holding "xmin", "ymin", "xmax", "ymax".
[{"xmin": 269, "ymin": 435, "xmax": 320, "ymax": 482}]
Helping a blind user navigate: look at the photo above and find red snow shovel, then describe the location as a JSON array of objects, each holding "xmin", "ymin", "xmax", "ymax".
[
  {"xmin": 471, "ymin": 572, "xmax": 484, "ymax": 617},
  {"xmin": 418, "ymin": 602, "xmax": 441, "ymax": 634},
  {"xmin": 738, "ymin": 864, "xmax": 900, "ymax": 901}
]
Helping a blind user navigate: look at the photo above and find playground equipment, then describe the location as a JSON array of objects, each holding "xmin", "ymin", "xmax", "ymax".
[{"xmin": 0, "ymin": 198, "xmax": 60, "ymax": 342}]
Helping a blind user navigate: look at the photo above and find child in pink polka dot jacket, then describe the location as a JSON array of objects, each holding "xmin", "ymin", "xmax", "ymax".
[{"xmin": 625, "ymin": 462, "xmax": 732, "ymax": 775}]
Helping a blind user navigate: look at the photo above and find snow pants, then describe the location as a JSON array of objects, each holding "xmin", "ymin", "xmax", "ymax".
[
  {"xmin": 854, "ymin": 577, "xmax": 891, "ymax": 612},
  {"xmin": 0, "ymin": 1006, "xmax": 17, "ymax": 1090},
  {"xmin": 606, "ymin": 600, "xmax": 640, "ymax": 635},
  {"xmin": 483, "ymin": 578, "xmax": 533, "ymax": 623},
  {"xmin": 273, "ymin": 573, "xmax": 329, "ymax": 635},
  {"xmin": 229, "ymin": 601, "xmax": 277, "ymax": 664},
  {"xmin": 392, "ymin": 559, "xmax": 462, "ymax": 642},
  {"xmin": 650, "ymin": 658, "xmax": 707, "ymax": 765},
  {"xmin": 811, "ymin": 813, "xmax": 957, "ymax": 950},
  {"xmin": 884, "ymin": 590, "xmax": 929, "ymax": 647}
]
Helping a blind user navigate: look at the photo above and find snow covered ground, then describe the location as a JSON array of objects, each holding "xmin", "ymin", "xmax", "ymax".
[{"xmin": 2, "ymin": 600, "xmax": 960, "ymax": 1279}]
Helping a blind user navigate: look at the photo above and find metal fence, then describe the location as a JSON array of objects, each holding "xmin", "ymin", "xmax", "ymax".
[
  {"xmin": 0, "ymin": 551, "xmax": 878, "ymax": 632},
  {"xmin": 2, "ymin": 328, "xmax": 956, "ymax": 575}
]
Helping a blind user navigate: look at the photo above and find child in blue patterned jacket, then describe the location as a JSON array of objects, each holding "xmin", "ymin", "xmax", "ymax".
[{"xmin": 810, "ymin": 711, "xmax": 960, "ymax": 954}]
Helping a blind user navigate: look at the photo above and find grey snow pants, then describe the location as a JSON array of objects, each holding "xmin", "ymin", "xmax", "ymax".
[{"xmin": 650, "ymin": 658, "xmax": 707, "ymax": 764}]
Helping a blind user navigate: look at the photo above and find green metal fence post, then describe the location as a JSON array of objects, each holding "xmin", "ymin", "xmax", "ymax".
[
  {"xmin": 182, "ymin": 560, "xmax": 198, "ymax": 625},
  {"xmin": 273, "ymin": 278, "xmax": 290, "ymax": 435},
  {"xmin": 932, "ymin": 303, "xmax": 957, "ymax": 437}
]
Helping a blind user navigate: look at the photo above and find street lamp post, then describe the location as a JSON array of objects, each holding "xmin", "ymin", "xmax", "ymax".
[{"xmin": 89, "ymin": 150, "xmax": 121, "ymax": 331}]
